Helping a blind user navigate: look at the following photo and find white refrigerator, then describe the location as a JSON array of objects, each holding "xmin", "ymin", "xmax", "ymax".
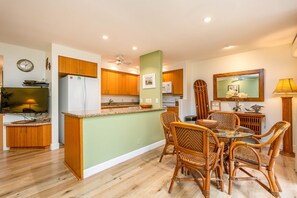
[{"xmin": 59, "ymin": 75, "xmax": 99, "ymax": 144}]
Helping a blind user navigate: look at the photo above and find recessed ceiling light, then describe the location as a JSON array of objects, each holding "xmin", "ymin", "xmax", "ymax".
[
  {"xmin": 203, "ymin": 17, "xmax": 212, "ymax": 23},
  {"xmin": 102, "ymin": 35, "xmax": 108, "ymax": 40},
  {"xmin": 223, "ymin": 45, "xmax": 236, "ymax": 50},
  {"xmin": 132, "ymin": 46, "xmax": 138, "ymax": 50}
]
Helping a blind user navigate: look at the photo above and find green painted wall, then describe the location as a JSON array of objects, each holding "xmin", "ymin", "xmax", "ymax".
[
  {"xmin": 140, "ymin": 51, "xmax": 163, "ymax": 108},
  {"xmin": 82, "ymin": 110, "xmax": 164, "ymax": 169}
]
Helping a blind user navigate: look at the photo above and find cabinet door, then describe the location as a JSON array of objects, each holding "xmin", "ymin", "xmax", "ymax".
[
  {"xmin": 128, "ymin": 74, "xmax": 139, "ymax": 96},
  {"xmin": 58, "ymin": 56, "xmax": 80, "ymax": 75},
  {"xmin": 107, "ymin": 70, "xmax": 120, "ymax": 95},
  {"xmin": 101, "ymin": 69, "xmax": 109, "ymax": 95},
  {"xmin": 79, "ymin": 60, "xmax": 97, "ymax": 78},
  {"xmin": 172, "ymin": 69, "xmax": 183, "ymax": 95},
  {"xmin": 167, "ymin": 107, "xmax": 179, "ymax": 115},
  {"xmin": 162, "ymin": 72, "xmax": 173, "ymax": 82},
  {"xmin": 6, "ymin": 126, "xmax": 26, "ymax": 147}
]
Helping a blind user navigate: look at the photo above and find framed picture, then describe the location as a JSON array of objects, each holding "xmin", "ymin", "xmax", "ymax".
[
  {"xmin": 227, "ymin": 84, "xmax": 239, "ymax": 93},
  {"xmin": 142, "ymin": 73, "xmax": 156, "ymax": 89},
  {"xmin": 210, "ymin": 100, "xmax": 221, "ymax": 111}
]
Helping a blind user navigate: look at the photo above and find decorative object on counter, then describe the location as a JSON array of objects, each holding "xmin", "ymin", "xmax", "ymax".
[
  {"xmin": 193, "ymin": 79, "xmax": 209, "ymax": 119},
  {"xmin": 210, "ymin": 100, "xmax": 221, "ymax": 111},
  {"xmin": 273, "ymin": 78, "xmax": 297, "ymax": 157},
  {"xmin": 16, "ymin": 59, "xmax": 34, "ymax": 72},
  {"xmin": 142, "ymin": 73, "xmax": 156, "ymax": 89},
  {"xmin": 232, "ymin": 97, "xmax": 241, "ymax": 112},
  {"xmin": 140, "ymin": 104, "xmax": 152, "ymax": 108},
  {"xmin": 245, "ymin": 104, "xmax": 264, "ymax": 114}
]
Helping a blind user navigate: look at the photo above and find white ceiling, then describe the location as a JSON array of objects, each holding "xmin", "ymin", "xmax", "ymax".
[{"xmin": 0, "ymin": 0, "xmax": 297, "ymax": 67}]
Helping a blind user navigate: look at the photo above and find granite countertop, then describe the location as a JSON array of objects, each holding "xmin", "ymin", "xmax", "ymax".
[
  {"xmin": 101, "ymin": 102, "xmax": 139, "ymax": 109},
  {"xmin": 63, "ymin": 106, "xmax": 165, "ymax": 118},
  {"xmin": 4, "ymin": 119, "xmax": 51, "ymax": 126}
]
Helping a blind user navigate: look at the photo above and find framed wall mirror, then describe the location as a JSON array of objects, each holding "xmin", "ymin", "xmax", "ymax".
[{"xmin": 213, "ymin": 69, "xmax": 264, "ymax": 101}]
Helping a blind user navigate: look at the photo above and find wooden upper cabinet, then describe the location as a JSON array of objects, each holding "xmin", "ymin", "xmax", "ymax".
[
  {"xmin": 101, "ymin": 69, "xmax": 139, "ymax": 96},
  {"xmin": 79, "ymin": 60, "xmax": 97, "ymax": 78},
  {"xmin": 58, "ymin": 56, "xmax": 97, "ymax": 78},
  {"xmin": 59, "ymin": 56, "xmax": 80, "ymax": 75},
  {"xmin": 162, "ymin": 69, "xmax": 183, "ymax": 95}
]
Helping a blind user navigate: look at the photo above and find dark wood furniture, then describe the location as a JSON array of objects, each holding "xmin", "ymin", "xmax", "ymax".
[
  {"xmin": 228, "ymin": 121, "xmax": 290, "ymax": 197},
  {"xmin": 194, "ymin": 79, "xmax": 209, "ymax": 119},
  {"xmin": 159, "ymin": 111, "xmax": 180, "ymax": 162},
  {"xmin": 280, "ymin": 96, "xmax": 294, "ymax": 157},
  {"xmin": 6, "ymin": 123, "xmax": 51, "ymax": 148},
  {"xmin": 235, "ymin": 112, "xmax": 265, "ymax": 136},
  {"xmin": 213, "ymin": 69, "xmax": 264, "ymax": 102},
  {"xmin": 0, "ymin": 114, "xmax": 3, "ymax": 151},
  {"xmin": 169, "ymin": 122, "xmax": 224, "ymax": 197},
  {"xmin": 209, "ymin": 111, "xmax": 265, "ymax": 136}
]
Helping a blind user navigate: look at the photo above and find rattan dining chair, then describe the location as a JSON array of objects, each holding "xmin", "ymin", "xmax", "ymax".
[
  {"xmin": 228, "ymin": 121, "xmax": 290, "ymax": 197},
  {"xmin": 168, "ymin": 122, "xmax": 224, "ymax": 198},
  {"xmin": 207, "ymin": 111, "xmax": 240, "ymax": 130},
  {"xmin": 159, "ymin": 111, "xmax": 181, "ymax": 162}
]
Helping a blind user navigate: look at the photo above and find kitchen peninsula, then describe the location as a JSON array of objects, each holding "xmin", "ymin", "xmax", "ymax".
[{"xmin": 63, "ymin": 107, "xmax": 165, "ymax": 179}]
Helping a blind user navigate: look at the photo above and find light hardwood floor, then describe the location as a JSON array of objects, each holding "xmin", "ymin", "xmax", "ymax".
[{"xmin": 0, "ymin": 147, "xmax": 296, "ymax": 198}]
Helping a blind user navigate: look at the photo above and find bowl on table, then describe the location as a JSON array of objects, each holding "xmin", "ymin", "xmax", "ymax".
[
  {"xmin": 196, "ymin": 119, "xmax": 218, "ymax": 129},
  {"xmin": 139, "ymin": 104, "xmax": 152, "ymax": 108}
]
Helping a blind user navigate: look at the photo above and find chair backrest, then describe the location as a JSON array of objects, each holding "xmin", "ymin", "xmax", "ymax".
[
  {"xmin": 266, "ymin": 121, "xmax": 290, "ymax": 158},
  {"xmin": 170, "ymin": 122, "xmax": 220, "ymax": 167},
  {"xmin": 207, "ymin": 111, "xmax": 240, "ymax": 130},
  {"xmin": 160, "ymin": 111, "xmax": 180, "ymax": 138}
]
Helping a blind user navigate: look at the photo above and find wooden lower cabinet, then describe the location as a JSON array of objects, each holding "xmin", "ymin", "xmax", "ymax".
[
  {"xmin": 167, "ymin": 106, "xmax": 179, "ymax": 115},
  {"xmin": 6, "ymin": 124, "xmax": 51, "ymax": 148}
]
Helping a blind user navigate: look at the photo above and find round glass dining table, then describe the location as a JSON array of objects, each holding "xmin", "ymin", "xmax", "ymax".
[{"xmin": 212, "ymin": 126, "xmax": 254, "ymax": 139}]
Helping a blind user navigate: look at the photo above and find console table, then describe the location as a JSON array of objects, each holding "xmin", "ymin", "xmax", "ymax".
[
  {"xmin": 235, "ymin": 112, "xmax": 265, "ymax": 136},
  {"xmin": 209, "ymin": 110, "xmax": 265, "ymax": 136}
]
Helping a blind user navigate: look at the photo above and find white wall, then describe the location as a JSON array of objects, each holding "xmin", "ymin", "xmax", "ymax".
[
  {"xmin": 50, "ymin": 43, "xmax": 101, "ymax": 150},
  {"xmin": 0, "ymin": 42, "xmax": 46, "ymax": 86},
  {"xmin": 187, "ymin": 44, "xmax": 297, "ymax": 149},
  {"xmin": 0, "ymin": 42, "xmax": 47, "ymax": 150},
  {"xmin": 101, "ymin": 61, "xmax": 139, "ymax": 74}
]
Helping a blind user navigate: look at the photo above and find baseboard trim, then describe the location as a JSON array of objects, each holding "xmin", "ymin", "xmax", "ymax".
[
  {"xmin": 50, "ymin": 143, "xmax": 60, "ymax": 150},
  {"xmin": 83, "ymin": 140, "xmax": 165, "ymax": 179}
]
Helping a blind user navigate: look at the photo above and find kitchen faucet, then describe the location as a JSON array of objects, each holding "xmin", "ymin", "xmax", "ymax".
[{"xmin": 108, "ymin": 99, "xmax": 114, "ymax": 105}]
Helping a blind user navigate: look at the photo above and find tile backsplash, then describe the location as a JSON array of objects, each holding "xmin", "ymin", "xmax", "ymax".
[{"xmin": 101, "ymin": 95, "xmax": 139, "ymax": 103}]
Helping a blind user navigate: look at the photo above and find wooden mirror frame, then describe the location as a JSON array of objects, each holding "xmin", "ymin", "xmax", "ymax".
[{"xmin": 213, "ymin": 69, "xmax": 264, "ymax": 101}]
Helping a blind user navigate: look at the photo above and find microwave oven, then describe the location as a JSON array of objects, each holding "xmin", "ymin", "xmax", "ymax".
[{"xmin": 162, "ymin": 82, "xmax": 172, "ymax": 93}]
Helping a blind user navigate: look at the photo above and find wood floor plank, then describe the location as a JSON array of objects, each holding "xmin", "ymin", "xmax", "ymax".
[{"xmin": 0, "ymin": 147, "xmax": 296, "ymax": 198}]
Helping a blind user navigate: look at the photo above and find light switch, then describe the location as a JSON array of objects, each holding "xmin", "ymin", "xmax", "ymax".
[
  {"xmin": 140, "ymin": 98, "xmax": 143, "ymax": 103},
  {"xmin": 146, "ymin": 98, "xmax": 152, "ymax": 103},
  {"xmin": 155, "ymin": 98, "xmax": 159, "ymax": 103}
]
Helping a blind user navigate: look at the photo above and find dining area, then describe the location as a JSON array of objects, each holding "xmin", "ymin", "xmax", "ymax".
[{"xmin": 159, "ymin": 111, "xmax": 291, "ymax": 198}]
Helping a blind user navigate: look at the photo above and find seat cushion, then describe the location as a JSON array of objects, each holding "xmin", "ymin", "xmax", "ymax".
[
  {"xmin": 234, "ymin": 147, "xmax": 270, "ymax": 167},
  {"xmin": 179, "ymin": 152, "xmax": 217, "ymax": 167}
]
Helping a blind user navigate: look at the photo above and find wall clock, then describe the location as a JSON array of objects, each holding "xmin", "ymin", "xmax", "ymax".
[{"xmin": 16, "ymin": 59, "xmax": 34, "ymax": 72}]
